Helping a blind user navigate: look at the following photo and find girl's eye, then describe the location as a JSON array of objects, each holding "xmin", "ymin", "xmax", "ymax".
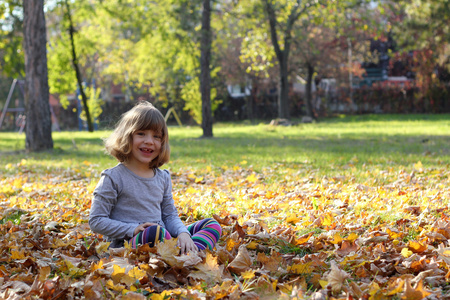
[
  {"xmin": 154, "ymin": 135, "xmax": 162, "ymax": 140},
  {"xmin": 136, "ymin": 132, "xmax": 145, "ymax": 136}
]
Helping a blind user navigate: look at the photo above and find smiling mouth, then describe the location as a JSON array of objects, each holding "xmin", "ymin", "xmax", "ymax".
[{"xmin": 140, "ymin": 148, "xmax": 154, "ymax": 154}]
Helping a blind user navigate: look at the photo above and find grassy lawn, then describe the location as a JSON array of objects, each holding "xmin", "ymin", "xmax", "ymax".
[
  {"xmin": 1, "ymin": 113, "xmax": 450, "ymax": 299},
  {"xmin": 0, "ymin": 113, "xmax": 449, "ymax": 180}
]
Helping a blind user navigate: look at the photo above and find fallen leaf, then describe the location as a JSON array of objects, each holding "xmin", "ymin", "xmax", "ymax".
[
  {"xmin": 327, "ymin": 260, "xmax": 349, "ymax": 293},
  {"xmin": 228, "ymin": 245, "xmax": 253, "ymax": 274}
]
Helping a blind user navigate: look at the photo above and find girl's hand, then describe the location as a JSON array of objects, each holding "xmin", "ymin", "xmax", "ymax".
[
  {"xmin": 133, "ymin": 222, "xmax": 158, "ymax": 236},
  {"xmin": 177, "ymin": 232, "xmax": 198, "ymax": 254}
]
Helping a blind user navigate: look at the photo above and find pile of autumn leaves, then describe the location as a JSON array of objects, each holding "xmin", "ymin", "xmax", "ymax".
[{"xmin": 1, "ymin": 160, "xmax": 450, "ymax": 299}]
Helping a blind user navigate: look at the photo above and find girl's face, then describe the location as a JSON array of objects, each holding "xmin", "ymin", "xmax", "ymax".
[{"xmin": 129, "ymin": 129, "xmax": 162, "ymax": 168}]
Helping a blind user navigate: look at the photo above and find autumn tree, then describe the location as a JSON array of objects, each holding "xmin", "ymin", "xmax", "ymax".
[
  {"xmin": 46, "ymin": 0, "xmax": 103, "ymax": 130},
  {"xmin": 63, "ymin": 0, "xmax": 93, "ymax": 132},
  {"xmin": 23, "ymin": 0, "xmax": 53, "ymax": 151},
  {"xmin": 291, "ymin": 2, "xmax": 382, "ymax": 118},
  {"xmin": 263, "ymin": 0, "xmax": 317, "ymax": 119},
  {"xmin": 78, "ymin": 0, "xmax": 220, "ymax": 132},
  {"xmin": 392, "ymin": 0, "xmax": 449, "ymax": 69},
  {"xmin": 0, "ymin": 1, "xmax": 24, "ymax": 80},
  {"xmin": 200, "ymin": 0, "xmax": 213, "ymax": 137}
]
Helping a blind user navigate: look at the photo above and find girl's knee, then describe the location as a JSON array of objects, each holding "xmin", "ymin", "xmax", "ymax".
[
  {"xmin": 201, "ymin": 218, "xmax": 222, "ymax": 238},
  {"xmin": 140, "ymin": 225, "xmax": 171, "ymax": 246}
]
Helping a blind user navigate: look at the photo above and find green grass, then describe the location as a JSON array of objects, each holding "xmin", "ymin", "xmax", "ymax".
[{"xmin": 0, "ymin": 114, "xmax": 449, "ymax": 180}]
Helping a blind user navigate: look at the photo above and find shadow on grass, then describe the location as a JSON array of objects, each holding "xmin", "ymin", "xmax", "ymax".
[{"xmin": 315, "ymin": 113, "xmax": 450, "ymax": 124}]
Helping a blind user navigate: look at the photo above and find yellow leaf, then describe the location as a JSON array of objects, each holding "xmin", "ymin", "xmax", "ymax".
[
  {"xmin": 95, "ymin": 242, "xmax": 110, "ymax": 255},
  {"xmin": 124, "ymin": 240, "xmax": 132, "ymax": 250},
  {"xmin": 241, "ymin": 270, "xmax": 256, "ymax": 280},
  {"xmin": 319, "ymin": 280, "xmax": 328, "ymax": 288},
  {"xmin": 295, "ymin": 232, "xmax": 313, "ymax": 245},
  {"xmin": 186, "ymin": 187, "xmax": 198, "ymax": 194},
  {"xmin": 11, "ymin": 249, "xmax": 26, "ymax": 260},
  {"xmin": 286, "ymin": 214, "xmax": 299, "ymax": 224},
  {"xmin": 150, "ymin": 291, "xmax": 171, "ymax": 300},
  {"xmin": 246, "ymin": 241, "xmax": 258, "ymax": 250},
  {"xmin": 206, "ymin": 166, "xmax": 212, "ymax": 172},
  {"xmin": 226, "ymin": 238, "xmax": 238, "ymax": 252},
  {"xmin": 401, "ymin": 248, "xmax": 413, "ymax": 258},
  {"xmin": 329, "ymin": 232, "xmax": 343, "ymax": 244},
  {"xmin": 387, "ymin": 228, "xmax": 402, "ymax": 239},
  {"xmin": 289, "ymin": 262, "xmax": 313, "ymax": 274},
  {"xmin": 112, "ymin": 264, "xmax": 126, "ymax": 283},
  {"xmin": 128, "ymin": 267, "xmax": 146, "ymax": 280},
  {"xmin": 246, "ymin": 173, "xmax": 257, "ymax": 183},
  {"xmin": 414, "ymin": 161, "xmax": 423, "ymax": 170},
  {"xmin": 322, "ymin": 214, "xmax": 333, "ymax": 226},
  {"xmin": 346, "ymin": 232, "xmax": 359, "ymax": 242},
  {"xmin": 188, "ymin": 174, "xmax": 196, "ymax": 180},
  {"xmin": 195, "ymin": 176, "xmax": 203, "ymax": 183},
  {"xmin": 106, "ymin": 279, "xmax": 125, "ymax": 292},
  {"xmin": 240, "ymin": 160, "xmax": 248, "ymax": 165},
  {"xmin": 368, "ymin": 281, "xmax": 381, "ymax": 296},
  {"xmin": 91, "ymin": 260, "xmax": 104, "ymax": 272}
]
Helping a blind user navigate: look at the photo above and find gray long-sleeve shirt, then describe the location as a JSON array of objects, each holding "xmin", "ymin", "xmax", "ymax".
[{"xmin": 89, "ymin": 163, "xmax": 189, "ymax": 248}]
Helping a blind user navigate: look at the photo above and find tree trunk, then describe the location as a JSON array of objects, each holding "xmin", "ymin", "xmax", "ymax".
[
  {"xmin": 278, "ymin": 55, "xmax": 290, "ymax": 119},
  {"xmin": 305, "ymin": 63, "xmax": 316, "ymax": 119},
  {"xmin": 264, "ymin": 0, "xmax": 302, "ymax": 120},
  {"xmin": 23, "ymin": 0, "xmax": 53, "ymax": 152},
  {"xmin": 200, "ymin": 0, "xmax": 213, "ymax": 137},
  {"xmin": 65, "ymin": 0, "xmax": 94, "ymax": 132}
]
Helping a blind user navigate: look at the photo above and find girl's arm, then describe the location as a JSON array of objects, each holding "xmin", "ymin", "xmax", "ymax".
[{"xmin": 89, "ymin": 175, "xmax": 138, "ymax": 240}]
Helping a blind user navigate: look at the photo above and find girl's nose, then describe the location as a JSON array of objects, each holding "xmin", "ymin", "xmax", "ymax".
[{"xmin": 144, "ymin": 135, "xmax": 154, "ymax": 144}]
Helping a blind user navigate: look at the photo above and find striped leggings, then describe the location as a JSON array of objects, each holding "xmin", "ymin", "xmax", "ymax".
[{"xmin": 129, "ymin": 218, "xmax": 222, "ymax": 251}]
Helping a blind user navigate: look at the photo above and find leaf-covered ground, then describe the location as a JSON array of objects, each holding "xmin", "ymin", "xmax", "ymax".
[{"xmin": 1, "ymin": 160, "xmax": 450, "ymax": 299}]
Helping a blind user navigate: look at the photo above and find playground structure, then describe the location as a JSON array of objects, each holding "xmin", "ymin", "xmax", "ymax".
[
  {"xmin": 1, "ymin": 78, "xmax": 183, "ymax": 132},
  {"xmin": 0, "ymin": 79, "xmax": 60, "ymax": 133},
  {"xmin": 164, "ymin": 107, "xmax": 183, "ymax": 126},
  {"xmin": 0, "ymin": 79, "xmax": 25, "ymax": 132}
]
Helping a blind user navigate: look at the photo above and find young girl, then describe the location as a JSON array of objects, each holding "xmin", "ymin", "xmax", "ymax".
[{"xmin": 89, "ymin": 101, "xmax": 221, "ymax": 254}]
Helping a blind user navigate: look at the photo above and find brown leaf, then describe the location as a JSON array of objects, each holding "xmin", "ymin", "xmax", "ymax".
[
  {"xmin": 257, "ymin": 251, "xmax": 282, "ymax": 272},
  {"xmin": 156, "ymin": 238, "xmax": 179, "ymax": 267},
  {"xmin": 327, "ymin": 261, "xmax": 349, "ymax": 294},
  {"xmin": 401, "ymin": 279, "xmax": 431, "ymax": 300},
  {"xmin": 189, "ymin": 252, "xmax": 223, "ymax": 284},
  {"xmin": 122, "ymin": 292, "xmax": 147, "ymax": 300},
  {"xmin": 233, "ymin": 222, "xmax": 246, "ymax": 239},
  {"xmin": 228, "ymin": 245, "xmax": 253, "ymax": 275},
  {"xmin": 175, "ymin": 252, "xmax": 203, "ymax": 268},
  {"xmin": 408, "ymin": 241, "xmax": 427, "ymax": 253},
  {"xmin": 336, "ymin": 241, "xmax": 358, "ymax": 256}
]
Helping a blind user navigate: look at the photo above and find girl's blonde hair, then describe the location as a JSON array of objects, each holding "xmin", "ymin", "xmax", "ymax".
[{"xmin": 105, "ymin": 101, "xmax": 170, "ymax": 168}]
